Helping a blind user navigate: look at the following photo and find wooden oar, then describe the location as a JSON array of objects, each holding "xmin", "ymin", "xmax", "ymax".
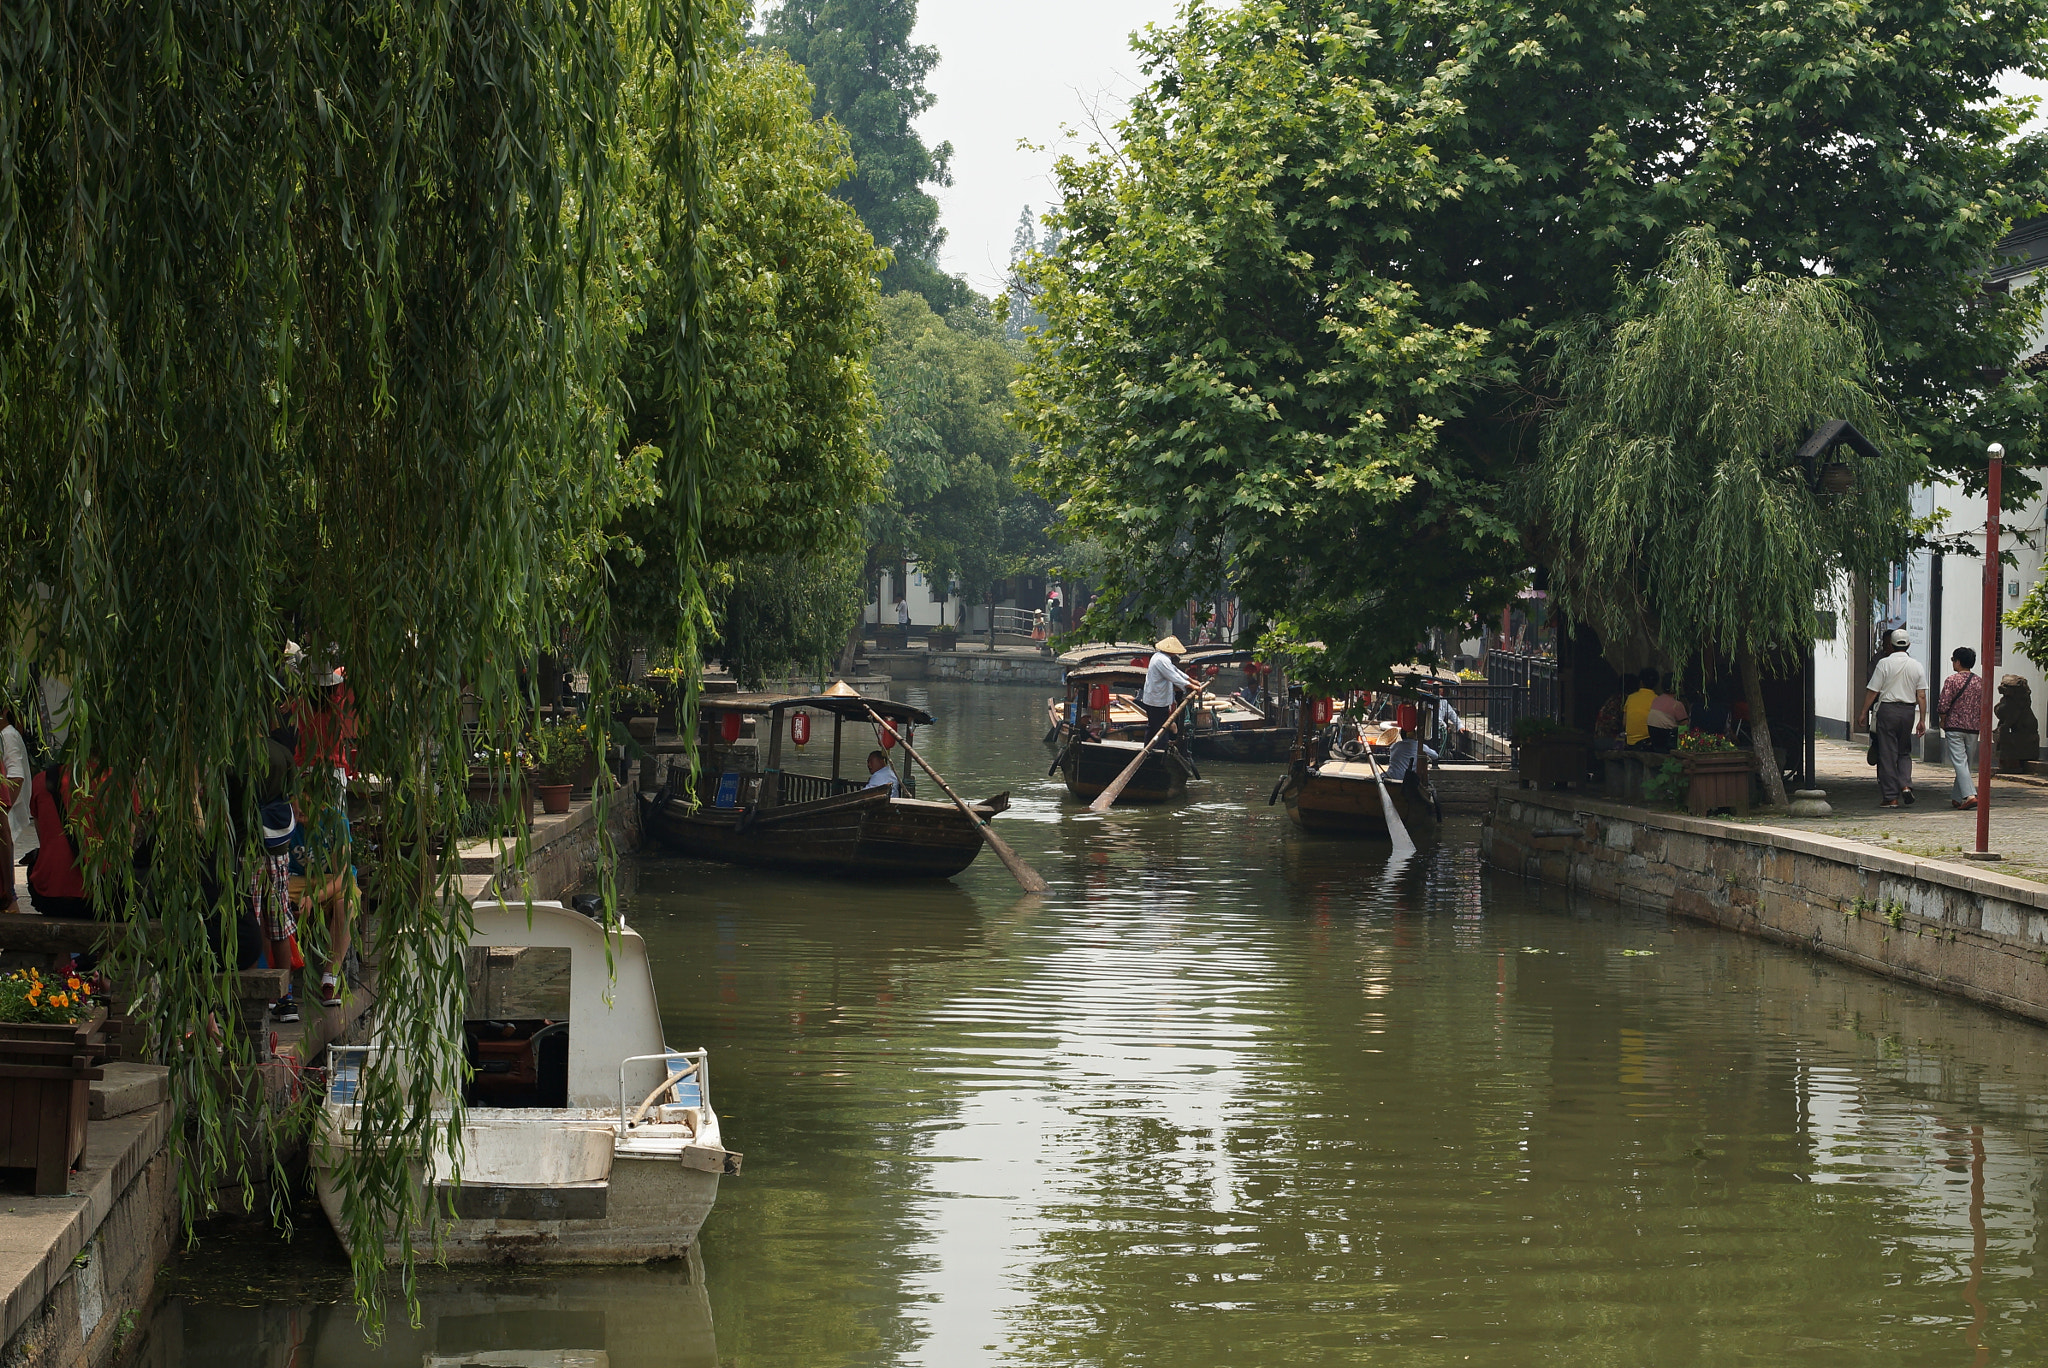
[
  {"xmin": 864, "ymin": 706, "xmax": 1048, "ymax": 893},
  {"xmin": 1087, "ymin": 681, "xmax": 1208, "ymax": 813}
]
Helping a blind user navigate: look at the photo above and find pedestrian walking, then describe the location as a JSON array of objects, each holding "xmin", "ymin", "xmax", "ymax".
[
  {"xmin": 1936, "ymin": 646, "xmax": 1984, "ymax": 809},
  {"xmin": 0, "ymin": 697, "xmax": 31, "ymax": 914},
  {"xmin": 1862, "ymin": 628, "xmax": 1927, "ymax": 807}
]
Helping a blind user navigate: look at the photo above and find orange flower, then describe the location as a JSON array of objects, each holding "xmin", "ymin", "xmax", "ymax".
[{"xmin": 65, "ymin": 977, "xmax": 81, "ymax": 991}]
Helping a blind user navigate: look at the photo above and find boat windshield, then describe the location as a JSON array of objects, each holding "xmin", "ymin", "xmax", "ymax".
[{"xmin": 463, "ymin": 945, "xmax": 572, "ymax": 1109}]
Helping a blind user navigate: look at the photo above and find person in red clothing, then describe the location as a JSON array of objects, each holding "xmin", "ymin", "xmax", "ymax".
[
  {"xmin": 26, "ymin": 767, "xmax": 93, "ymax": 919},
  {"xmin": 294, "ymin": 665, "xmax": 357, "ymax": 799}
]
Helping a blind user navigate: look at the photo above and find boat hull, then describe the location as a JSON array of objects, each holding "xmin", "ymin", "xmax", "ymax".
[
  {"xmin": 314, "ymin": 1109, "xmax": 731, "ymax": 1264},
  {"xmin": 1189, "ymin": 725, "xmax": 1294, "ymax": 763},
  {"xmin": 1059, "ymin": 738, "xmax": 1194, "ymax": 804},
  {"xmin": 645, "ymin": 785, "xmax": 990, "ymax": 878},
  {"xmin": 1281, "ymin": 761, "xmax": 1439, "ymax": 839}
]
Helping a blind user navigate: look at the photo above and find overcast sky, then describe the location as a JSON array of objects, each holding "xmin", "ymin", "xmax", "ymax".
[
  {"xmin": 914, "ymin": 0, "xmax": 1178, "ymax": 293},
  {"xmin": 908, "ymin": 1, "xmax": 2048, "ymax": 296}
]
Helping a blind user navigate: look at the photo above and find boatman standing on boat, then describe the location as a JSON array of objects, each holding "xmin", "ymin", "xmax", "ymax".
[{"xmin": 1141, "ymin": 636, "xmax": 1194, "ymax": 741}]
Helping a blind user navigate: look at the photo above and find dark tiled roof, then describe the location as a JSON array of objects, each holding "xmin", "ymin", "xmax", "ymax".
[{"xmin": 1992, "ymin": 216, "xmax": 2048, "ymax": 284}]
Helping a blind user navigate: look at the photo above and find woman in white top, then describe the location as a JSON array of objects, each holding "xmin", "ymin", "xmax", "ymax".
[{"xmin": 0, "ymin": 697, "xmax": 33, "ymax": 914}]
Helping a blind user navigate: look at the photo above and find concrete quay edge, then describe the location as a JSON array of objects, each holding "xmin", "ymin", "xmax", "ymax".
[
  {"xmin": 0, "ymin": 1103, "xmax": 168, "ymax": 1348},
  {"xmin": 1488, "ymin": 785, "xmax": 2048, "ymax": 911}
]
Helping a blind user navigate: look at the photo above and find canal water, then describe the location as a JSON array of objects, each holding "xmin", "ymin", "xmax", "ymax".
[{"xmin": 147, "ymin": 682, "xmax": 2048, "ymax": 1365}]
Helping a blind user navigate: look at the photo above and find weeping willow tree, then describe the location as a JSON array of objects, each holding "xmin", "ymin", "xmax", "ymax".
[
  {"xmin": 0, "ymin": 0, "xmax": 716, "ymax": 1316},
  {"xmin": 1526, "ymin": 228, "xmax": 1921, "ymax": 807}
]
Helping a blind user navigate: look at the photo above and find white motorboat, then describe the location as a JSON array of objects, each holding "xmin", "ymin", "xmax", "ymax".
[{"xmin": 313, "ymin": 899, "xmax": 738, "ymax": 1264}]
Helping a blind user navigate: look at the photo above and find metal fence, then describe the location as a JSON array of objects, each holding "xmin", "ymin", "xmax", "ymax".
[
  {"xmin": 990, "ymin": 606, "xmax": 1040, "ymax": 636},
  {"xmin": 1440, "ymin": 653, "xmax": 1562, "ymax": 765}
]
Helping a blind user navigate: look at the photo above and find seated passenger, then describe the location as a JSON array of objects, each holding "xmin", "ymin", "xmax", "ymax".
[
  {"xmin": 864, "ymin": 749, "xmax": 900, "ymax": 795},
  {"xmin": 1386, "ymin": 728, "xmax": 1438, "ymax": 782},
  {"xmin": 1647, "ymin": 681, "xmax": 1690, "ymax": 752},
  {"xmin": 1623, "ymin": 668, "xmax": 1661, "ymax": 749}
]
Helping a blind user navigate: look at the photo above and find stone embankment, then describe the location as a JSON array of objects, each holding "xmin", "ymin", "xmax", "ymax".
[
  {"xmin": 864, "ymin": 649, "xmax": 1066, "ymax": 686},
  {"xmin": 1486, "ymin": 788, "xmax": 2048, "ymax": 1024}
]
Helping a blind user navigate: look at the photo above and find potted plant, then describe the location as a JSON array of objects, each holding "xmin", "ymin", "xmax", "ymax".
[
  {"xmin": 1511, "ymin": 717, "xmax": 1591, "ymax": 789},
  {"xmin": 1672, "ymin": 727, "xmax": 1755, "ymax": 815},
  {"xmin": 613, "ymin": 681, "xmax": 661, "ymax": 746},
  {"xmin": 529, "ymin": 722, "xmax": 576, "ymax": 814},
  {"xmin": 0, "ymin": 969, "xmax": 106, "ymax": 1195},
  {"xmin": 646, "ymin": 665, "xmax": 687, "ymax": 732},
  {"xmin": 466, "ymin": 739, "xmax": 533, "ymax": 827},
  {"xmin": 929, "ymin": 625, "xmax": 960, "ymax": 652}
]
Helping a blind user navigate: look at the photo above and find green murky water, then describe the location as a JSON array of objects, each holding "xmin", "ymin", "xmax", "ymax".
[{"xmin": 144, "ymin": 683, "xmax": 2048, "ymax": 1365}]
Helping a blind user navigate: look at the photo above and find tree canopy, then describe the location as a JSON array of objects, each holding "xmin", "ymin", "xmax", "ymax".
[
  {"xmin": 869, "ymin": 293, "xmax": 1052, "ymax": 618},
  {"xmin": 611, "ymin": 35, "xmax": 886, "ymax": 649},
  {"xmin": 759, "ymin": 0, "xmax": 968, "ymax": 310},
  {"xmin": 1525, "ymin": 230, "xmax": 1920, "ymax": 803},
  {"xmin": 0, "ymin": 0, "xmax": 717, "ymax": 1314},
  {"xmin": 1015, "ymin": 0, "xmax": 2048, "ymax": 682}
]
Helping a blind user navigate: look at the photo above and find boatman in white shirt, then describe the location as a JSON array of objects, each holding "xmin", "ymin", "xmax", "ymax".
[
  {"xmin": 1861, "ymin": 627, "xmax": 1927, "ymax": 808},
  {"xmin": 1141, "ymin": 635, "xmax": 1195, "ymax": 741},
  {"xmin": 864, "ymin": 749, "xmax": 900, "ymax": 796},
  {"xmin": 1387, "ymin": 728, "xmax": 1438, "ymax": 782}
]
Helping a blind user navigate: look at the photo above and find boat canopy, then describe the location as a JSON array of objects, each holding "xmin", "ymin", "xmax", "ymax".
[
  {"xmin": 1182, "ymin": 647, "xmax": 1260, "ymax": 669},
  {"xmin": 700, "ymin": 690, "xmax": 934, "ymax": 726},
  {"xmin": 1055, "ymin": 642, "xmax": 1155, "ymax": 667},
  {"xmin": 1063, "ymin": 664, "xmax": 1148, "ymax": 687}
]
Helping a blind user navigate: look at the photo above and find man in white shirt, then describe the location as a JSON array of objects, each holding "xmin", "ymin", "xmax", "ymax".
[
  {"xmin": 1387, "ymin": 729, "xmax": 1438, "ymax": 782},
  {"xmin": 1141, "ymin": 636, "xmax": 1195, "ymax": 741},
  {"xmin": 1861, "ymin": 628, "xmax": 1927, "ymax": 807},
  {"xmin": 863, "ymin": 749, "xmax": 899, "ymax": 796},
  {"xmin": 1433, "ymin": 688, "xmax": 1463, "ymax": 760}
]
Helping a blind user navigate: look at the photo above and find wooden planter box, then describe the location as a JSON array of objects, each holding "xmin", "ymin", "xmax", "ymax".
[
  {"xmin": 0, "ymin": 1008, "xmax": 108, "ymax": 1195},
  {"xmin": 873, "ymin": 626, "xmax": 909, "ymax": 651},
  {"xmin": 1683, "ymin": 751, "xmax": 1756, "ymax": 816},
  {"xmin": 466, "ymin": 770, "xmax": 533, "ymax": 828},
  {"xmin": 1517, "ymin": 734, "xmax": 1592, "ymax": 789},
  {"xmin": 930, "ymin": 633, "xmax": 959, "ymax": 653}
]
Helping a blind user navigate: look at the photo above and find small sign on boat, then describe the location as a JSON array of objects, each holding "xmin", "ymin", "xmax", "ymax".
[{"xmin": 713, "ymin": 771, "xmax": 742, "ymax": 809}]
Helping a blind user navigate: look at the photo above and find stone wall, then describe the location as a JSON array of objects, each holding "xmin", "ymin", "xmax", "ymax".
[
  {"xmin": 1, "ymin": 1105, "xmax": 177, "ymax": 1368},
  {"xmin": 1484, "ymin": 788, "xmax": 2048, "ymax": 1024},
  {"xmin": 924, "ymin": 653, "xmax": 1064, "ymax": 686}
]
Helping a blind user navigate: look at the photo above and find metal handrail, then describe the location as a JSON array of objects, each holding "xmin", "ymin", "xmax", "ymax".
[{"xmin": 616, "ymin": 1049, "xmax": 710, "ymax": 1130}]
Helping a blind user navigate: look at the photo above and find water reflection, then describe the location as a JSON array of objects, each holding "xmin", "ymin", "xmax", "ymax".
[
  {"xmin": 138, "ymin": 1253, "xmax": 714, "ymax": 1367},
  {"xmin": 151, "ymin": 683, "xmax": 2048, "ymax": 1366}
]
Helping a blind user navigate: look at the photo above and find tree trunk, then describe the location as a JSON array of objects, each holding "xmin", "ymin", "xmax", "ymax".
[
  {"xmin": 1741, "ymin": 652, "xmax": 1790, "ymax": 809},
  {"xmin": 833, "ymin": 615, "xmax": 863, "ymax": 678}
]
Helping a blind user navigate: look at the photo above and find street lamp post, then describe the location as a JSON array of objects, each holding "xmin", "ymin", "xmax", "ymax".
[{"xmin": 1973, "ymin": 443, "xmax": 2003, "ymax": 859}]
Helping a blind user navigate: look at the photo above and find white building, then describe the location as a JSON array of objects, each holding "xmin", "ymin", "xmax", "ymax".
[{"xmin": 1814, "ymin": 220, "xmax": 2048, "ymax": 758}]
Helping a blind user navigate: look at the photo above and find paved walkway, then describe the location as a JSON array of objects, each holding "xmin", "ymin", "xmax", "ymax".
[{"xmin": 1730, "ymin": 733, "xmax": 2048, "ymax": 881}]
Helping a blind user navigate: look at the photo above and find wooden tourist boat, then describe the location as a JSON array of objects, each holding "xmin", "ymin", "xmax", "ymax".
[
  {"xmin": 1044, "ymin": 644, "xmax": 1155, "ymax": 743},
  {"xmin": 644, "ymin": 686, "xmax": 1009, "ymax": 879},
  {"xmin": 1275, "ymin": 691, "xmax": 1444, "ymax": 841},
  {"xmin": 1181, "ymin": 648, "xmax": 1295, "ymax": 763},
  {"xmin": 314, "ymin": 900, "xmax": 738, "ymax": 1264},
  {"xmin": 1058, "ymin": 735, "xmax": 1198, "ymax": 804}
]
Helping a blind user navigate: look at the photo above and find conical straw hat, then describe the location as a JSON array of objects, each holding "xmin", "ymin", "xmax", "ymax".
[{"xmin": 1153, "ymin": 635, "xmax": 1187, "ymax": 655}]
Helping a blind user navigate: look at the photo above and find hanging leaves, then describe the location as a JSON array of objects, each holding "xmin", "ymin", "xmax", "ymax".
[{"xmin": 0, "ymin": 0, "xmax": 716, "ymax": 1320}]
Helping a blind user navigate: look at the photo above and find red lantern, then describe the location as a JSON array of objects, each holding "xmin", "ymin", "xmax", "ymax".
[
  {"xmin": 1312, "ymin": 697, "xmax": 1334, "ymax": 725},
  {"xmin": 1396, "ymin": 703, "xmax": 1419, "ymax": 731},
  {"xmin": 718, "ymin": 710, "xmax": 742, "ymax": 743},
  {"xmin": 879, "ymin": 722, "xmax": 897, "ymax": 750},
  {"xmin": 791, "ymin": 711, "xmax": 811, "ymax": 746},
  {"xmin": 1087, "ymin": 681, "xmax": 1111, "ymax": 711}
]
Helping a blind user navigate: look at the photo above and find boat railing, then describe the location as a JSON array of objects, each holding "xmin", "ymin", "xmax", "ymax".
[
  {"xmin": 776, "ymin": 771, "xmax": 868, "ymax": 806},
  {"xmin": 618, "ymin": 1049, "xmax": 709, "ymax": 1130},
  {"xmin": 327, "ymin": 1044, "xmax": 380, "ymax": 1107}
]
